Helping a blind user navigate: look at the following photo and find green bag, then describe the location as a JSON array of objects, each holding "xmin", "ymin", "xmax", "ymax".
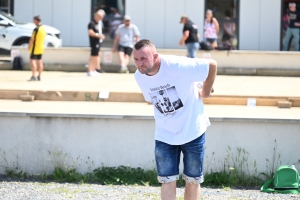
[{"xmin": 261, "ymin": 165, "xmax": 300, "ymax": 194}]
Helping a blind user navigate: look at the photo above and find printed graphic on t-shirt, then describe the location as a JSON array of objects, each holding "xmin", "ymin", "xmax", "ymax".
[{"xmin": 149, "ymin": 85, "xmax": 183, "ymax": 116}]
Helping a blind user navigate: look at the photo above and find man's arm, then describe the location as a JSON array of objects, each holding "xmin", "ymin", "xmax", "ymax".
[
  {"xmin": 28, "ymin": 37, "xmax": 34, "ymax": 51},
  {"xmin": 135, "ymin": 36, "xmax": 140, "ymax": 43},
  {"xmin": 179, "ymin": 30, "xmax": 189, "ymax": 46},
  {"xmin": 88, "ymin": 29, "xmax": 104, "ymax": 39},
  {"xmin": 200, "ymin": 59, "xmax": 217, "ymax": 98}
]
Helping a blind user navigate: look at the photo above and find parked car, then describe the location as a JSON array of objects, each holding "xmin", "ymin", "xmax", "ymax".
[{"xmin": 0, "ymin": 11, "xmax": 62, "ymax": 50}]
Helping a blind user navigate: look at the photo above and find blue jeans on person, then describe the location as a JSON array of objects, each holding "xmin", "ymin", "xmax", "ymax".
[
  {"xmin": 186, "ymin": 42, "xmax": 199, "ymax": 58},
  {"xmin": 155, "ymin": 133, "xmax": 205, "ymax": 184},
  {"xmin": 283, "ymin": 27, "xmax": 300, "ymax": 51}
]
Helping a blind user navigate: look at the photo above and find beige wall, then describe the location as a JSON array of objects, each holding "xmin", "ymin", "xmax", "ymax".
[
  {"xmin": 12, "ymin": 47, "xmax": 300, "ymax": 70},
  {"xmin": 0, "ymin": 113, "xmax": 299, "ymax": 176}
]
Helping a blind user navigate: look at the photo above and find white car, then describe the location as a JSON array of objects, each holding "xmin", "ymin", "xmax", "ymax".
[{"xmin": 0, "ymin": 11, "xmax": 62, "ymax": 50}]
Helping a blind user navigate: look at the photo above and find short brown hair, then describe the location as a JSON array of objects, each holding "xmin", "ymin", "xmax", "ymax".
[
  {"xmin": 33, "ymin": 15, "xmax": 41, "ymax": 22},
  {"xmin": 134, "ymin": 39, "xmax": 154, "ymax": 50}
]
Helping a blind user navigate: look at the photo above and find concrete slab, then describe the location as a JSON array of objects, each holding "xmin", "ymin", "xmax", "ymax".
[
  {"xmin": 0, "ymin": 71, "xmax": 299, "ymax": 98},
  {"xmin": 0, "ymin": 100, "xmax": 299, "ymax": 122}
]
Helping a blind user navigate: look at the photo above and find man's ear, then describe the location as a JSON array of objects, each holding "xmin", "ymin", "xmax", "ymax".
[{"xmin": 154, "ymin": 53, "xmax": 159, "ymax": 60}]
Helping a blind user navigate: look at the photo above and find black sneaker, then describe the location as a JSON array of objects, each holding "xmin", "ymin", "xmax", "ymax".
[
  {"xmin": 96, "ymin": 69, "xmax": 105, "ymax": 73},
  {"xmin": 37, "ymin": 76, "xmax": 41, "ymax": 81},
  {"xmin": 28, "ymin": 76, "xmax": 37, "ymax": 81}
]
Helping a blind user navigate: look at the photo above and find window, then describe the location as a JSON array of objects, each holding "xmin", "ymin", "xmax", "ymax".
[
  {"xmin": 205, "ymin": 0, "xmax": 239, "ymax": 49},
  {"xmin": 91, "ymin": 0, "xmax": 125, "ymax": 47},
  {"xmin": 0, "ymin": 0, "xmax": 10, "ymax": 13}
]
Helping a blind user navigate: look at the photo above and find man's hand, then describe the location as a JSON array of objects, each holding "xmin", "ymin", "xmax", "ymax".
[
  {"xmin": 99, "ymin": 34, "xmax": 105, "ymax": 40},
  {"xmin": 295, "ymin": 22, "xmax": 300, "ymax": 27},
  {"xmin": 200, "ymin": 59, "xmax": 217, "ymax": 98},
  {"xmin": 112, "ymin": 47, "xmax": 117, "ymax": 52},
  {"xmin": 179, "ymin": 40, "xmax": 184, "ymax": 46}
]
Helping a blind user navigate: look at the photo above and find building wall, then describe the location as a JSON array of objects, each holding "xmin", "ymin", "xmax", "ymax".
[
  {"xmin": 0, "ymin": 114, "xmax": 299, "ymax": 175},
  {"xmin": 239, "ymin": 0, "xmax": 281, "ymax": 50},
  {"xmin": 126, "ymin": 0, "xmax": 205, "ymax": 48},
  {"xmin": 14, "ymin": 0, "xmax": 90, "ymax": 47},
  {"xmin": 13, "ymin": 0, "xmax": 282, "ymax": 50}
]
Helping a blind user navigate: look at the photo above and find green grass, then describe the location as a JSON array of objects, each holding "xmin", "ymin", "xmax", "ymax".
[{"xmin": 2, "ymin": 143, "xmax": 290, "ymax": 188}]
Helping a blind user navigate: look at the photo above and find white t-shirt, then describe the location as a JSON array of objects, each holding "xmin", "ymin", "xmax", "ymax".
[
  {"xmin": 98, "ymin": 21, "xmax": 104, "ymax": 43},
  {"xmin": 115, "ymin": 24, "xmax": 140, "ymax": 48},
  {"xmin": 134, "ymin": 55, "xmax": 211, "ymax": 145}
]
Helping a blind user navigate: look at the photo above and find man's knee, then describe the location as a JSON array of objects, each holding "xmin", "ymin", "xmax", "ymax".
[{"xmin": 161, "ymin": 180, "xmax": 177, "ymax": 188}]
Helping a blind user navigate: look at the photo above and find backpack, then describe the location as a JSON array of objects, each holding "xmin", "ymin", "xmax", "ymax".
[
  {"xmin": 12, "ymin": 56, "xmax": 23, "ymax": 70},
  {"xmin": 261, "ymin": 165, "xmax": 300, "ymax": 194},
  {"xmin": 199, "ymin": 41, "xmax": 212, "ymax": 50}
]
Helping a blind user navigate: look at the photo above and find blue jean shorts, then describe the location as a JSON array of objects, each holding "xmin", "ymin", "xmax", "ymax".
[{"xmin": 155, "ymin": 133, "xmax": 205, "ymax": 184}]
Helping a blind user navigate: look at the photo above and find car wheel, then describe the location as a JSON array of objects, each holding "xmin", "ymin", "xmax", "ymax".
[{"xmin": 17, "ymin": 39, "xmax": 29, "ymax": 47}]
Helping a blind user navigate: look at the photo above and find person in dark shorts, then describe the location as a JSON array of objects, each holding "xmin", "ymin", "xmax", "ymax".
[
  {"xmin": 179, "ymin": 15, "xmax": 200, "ymax": 58},
  {"xmin": 112, "ymin": 15, "xmax": 140, "ymax": 73},
  {"xmin": 87, "ymin": 10, "xmax": 105, "ymax": 76},
  {"xmin": 28, "ymin": 15, "xmax": 46, "ymax": 81}
]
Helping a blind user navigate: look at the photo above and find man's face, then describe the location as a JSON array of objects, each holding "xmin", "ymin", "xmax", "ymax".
[
  {"xmin": 94, "ymin": 14, "xmax": 103, "ymax": 22},
  {"xmin": 133, "ymin": 47, "xmax": 157, "ymax": 75},
  {"xmin": 180, "ymin": 18, "xmax": 187, "ymax": 24},
  {"xmin": 124, "ymin": 20, "xmax": 130, "ymax": 27},
  {"xmin": 33, "ymin": 19, "xmax": 39, "ymax": 26},
  {"xmin": 289, "ymin": 5, "xmax": 296, "ymax": 12}
]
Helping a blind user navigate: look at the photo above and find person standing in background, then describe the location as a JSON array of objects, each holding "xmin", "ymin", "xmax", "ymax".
[
  {"xmin": 87, "ymin": 9, "xmax": 105, "ymax": 76},
  {"xmin": 109, "ymin": 7, "xmax": 122, "ymax": 39},
  {"xmin": 113, "ymin": 15, "xmax": 140, "ymax": 73},
  {"xmin": 179, "ymin": 15, "xmax": 200, "ymax": 58},
  {"xmin": 204, "ymin": 9, "xmax": 219, "ymax": 49},
  {"xmin": 28, "ymin": 15, "xmax": 46, "ymax": 81},
  {"xmin": 283, "ymin": 3, "xmax": 300, "ymax": 51},
  {"xmin": 222, "ymin": 10, "xmax": 235, "ymax": 48}
]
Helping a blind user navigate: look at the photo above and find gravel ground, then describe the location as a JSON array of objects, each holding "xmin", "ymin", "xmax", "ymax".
[{"xmin": 0, "ymin": 179, "xmax": 299, "ymax": 200}]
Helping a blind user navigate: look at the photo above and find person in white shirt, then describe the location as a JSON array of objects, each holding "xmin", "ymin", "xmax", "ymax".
[
  {"xmin": 113, "ymin": 15, "xmax": 140, "ymax": 73},
  {"xmin": 133, "ymin": 39, "xmax": 217, "ymax": 200}
]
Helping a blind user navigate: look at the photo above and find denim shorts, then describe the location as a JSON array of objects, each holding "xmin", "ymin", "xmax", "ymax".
[{"xmin": 155, "ymin": 133, "xmax": 205, "ymax": 184}]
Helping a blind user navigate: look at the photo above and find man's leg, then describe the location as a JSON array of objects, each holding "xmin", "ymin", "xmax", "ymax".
[
  {"xmin": 124, "ymin": 54, "xmax": 130, "ymax": 67},
  {"xmin": 184, "ymin": 182, "xmax": 200, "ymax": 200},
  {"xmin": 181, "ymin": 133, "xmax": 205, "ymax": 200},
  {"xmin": 30, "ymin": 58, "xmax": 37, "ymax": 77},
  {"xmin": 88, "ymin": 56, "xmax": 97, "ymax": 75},
  {"xmin": 186, "ymin": 43, "xmax": 193, "ymax": 58},
  {"xmin": 291, "ymin": 28, "xmax": 300, "ymax": 51},
  {"xmin": 155, "ymin": 140, "xmax": 180, "ymax": 200},
  {"xmin": 161, "ymin": 181, "xmax": 177, "ymax": 200},
  {"xmin": 283, "ymin": 28, "xmax": 292, "ymax": 51},
  {"xmin": 37, "ymin": 58, "xmax": 44, "ymax": 78},
  {"xmin": 118, "ymin": 51, "xmax": 126, "ymax": 66},
  {"xmin": 190, "ymin": 43, "xmax": 199, "ymax": 58},
  {"xmin": 96, "ymin": 52, "xmax": 101, "ymax": 70}
]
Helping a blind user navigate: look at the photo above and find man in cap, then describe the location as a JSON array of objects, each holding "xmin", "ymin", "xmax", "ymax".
[
  {"xmin": 112, "ymin": 15, "xmax": 140, "ymax": 73},
  {"xmin": 87, "ymin": 9, "xmax": 105, "ymax": 76},
  {"xmin": 179, "ymin": 15, "xmax": 200, "ymax": 58}
]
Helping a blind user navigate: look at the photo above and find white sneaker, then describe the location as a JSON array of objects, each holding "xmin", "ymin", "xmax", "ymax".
[
  {"xmin": 87, "ymin": 71, "xmax": 96, "ymax": 76},
  {"xmin": 93, "ymin": 70, "xmax": 100, "ymax": 75},
  {"xmin": 119, "ymin": 66, "xmax": 128, "ymax": 73}
]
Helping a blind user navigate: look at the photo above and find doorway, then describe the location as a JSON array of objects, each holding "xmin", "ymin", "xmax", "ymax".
[{"xmin": 205, "ymin": 0, "xmax": 239, "ymax": 49}]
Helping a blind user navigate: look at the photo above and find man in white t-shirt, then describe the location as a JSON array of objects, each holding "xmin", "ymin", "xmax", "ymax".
[
  {"xmin": 133, "ymin": 39, "xmax": 217, "ymax": 200},
  {"xmin": 113, "ymin": 15, "xmax": 140, "ymax": 73}
]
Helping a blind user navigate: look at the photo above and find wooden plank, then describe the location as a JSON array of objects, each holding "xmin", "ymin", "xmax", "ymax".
[
  {"xmin": 278, "ymin": 101, "xmax": 292, "ymax": 108},
  {"xmin": 288, "ymin": 98, "xmax": 300, "ymax": 107}
]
